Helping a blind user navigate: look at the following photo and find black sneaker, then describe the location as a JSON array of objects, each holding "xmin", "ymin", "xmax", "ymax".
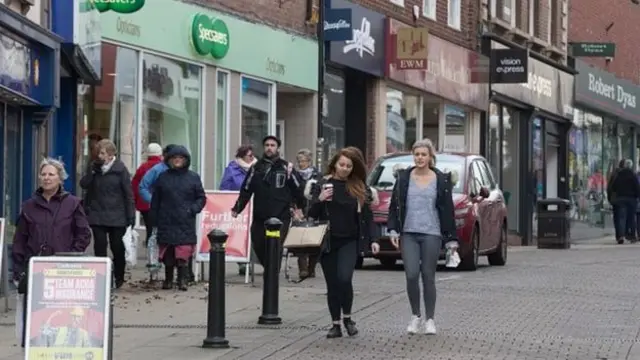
[
  {"xmin": 326, "ymin": 324, "xmax": 342, "ymax": 338},
  {"xmin": 343, "ymin": 318, "xmax": 358, "ymax": 336}
]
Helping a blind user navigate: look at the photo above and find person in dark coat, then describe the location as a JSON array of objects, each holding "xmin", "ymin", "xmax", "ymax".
[
  {"xmin": 306, "ymin": 146, "xmax": 378, "ymax": 338},
  {"xmin": 232, "ymin": 135, "xmax": 305, "ymax": 269},
  {"xmin": 12, "ymin": 158, "xmax": 92, "ymax": 347},
  {"xmin": 80, "ymin": 139, "xmax": 135, "ymax": 288},
  {"xmin": 607, "ymin": 158, "xmax": 640, "ymax": 244},
  {"xmin": 150, "ymin": 145, "xmax": 206, "ymax": 291}
]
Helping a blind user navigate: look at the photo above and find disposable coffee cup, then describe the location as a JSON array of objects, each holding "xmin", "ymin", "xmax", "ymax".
[{"xmin": 323, "ymin": 183, "xmax": 334, "ymax": 200}]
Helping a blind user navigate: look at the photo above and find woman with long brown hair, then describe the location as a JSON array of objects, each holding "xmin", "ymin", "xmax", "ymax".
[{"xmin": 306, "ymin": 147, "xmax": 379, "ymax": 338}]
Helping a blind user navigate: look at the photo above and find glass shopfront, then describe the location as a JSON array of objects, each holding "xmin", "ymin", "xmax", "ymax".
[
  {"xmin": 386, "ymin": 88, "xmax": 420, "ymax": 152},
  {"xmin": 569, "ymin": 60, "xmax": 640, "ymax": 234},
  {"xmin": 323, "ymin": 71, "xmax": 346, "ymax": 159},
  {"xmin": 240, "ymin": 76, "xmax": 274, "ymax": 148},
  {"xmin": 76, "ymin": 41, "xmax": 203, "ymax": 191}
]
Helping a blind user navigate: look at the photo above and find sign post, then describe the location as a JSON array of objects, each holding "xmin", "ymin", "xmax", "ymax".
[{"xmin": 24, "ymin": 256, "xmax": 112, "ymax": 360}]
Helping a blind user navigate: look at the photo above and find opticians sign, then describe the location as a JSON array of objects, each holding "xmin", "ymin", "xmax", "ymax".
[
  {"xmin": 95, "ymin": 0, "xmax": 145, "ymax": 13},
  {"xmin": 490, "ymin": 48, "xmax": 528, "ymax": 84},
  {"xmin": 191, "ymin": 14, "xmax": 230, "ymax": 60}
]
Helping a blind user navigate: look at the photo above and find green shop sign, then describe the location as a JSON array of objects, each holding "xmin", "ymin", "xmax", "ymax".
[
  {"xmin": 191, "ymin": 14, "xmax": 229, "ymax": 59},
  {"xmin": 94, "ymin": 0, "xmax": 145, "ymax": 14}
]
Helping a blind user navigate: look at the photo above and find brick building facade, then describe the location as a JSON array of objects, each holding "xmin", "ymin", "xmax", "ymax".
[{"xmin": 569, "ymin": 0, "xmax": 640, "ymax": 84}]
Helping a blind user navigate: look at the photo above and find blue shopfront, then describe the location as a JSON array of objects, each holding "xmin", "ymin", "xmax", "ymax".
[
  {"xmin": 52, "ymin": 0, "xmax": 102, "ymax": 192},
  {"xmin": 0, "ymin": 4, "xmax": 61, "ymax": 228}
]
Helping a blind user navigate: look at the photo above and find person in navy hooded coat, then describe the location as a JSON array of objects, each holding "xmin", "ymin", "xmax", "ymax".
[{"xmin": 150, "ymin": 145, "xmax": 206, "ymax": 290}]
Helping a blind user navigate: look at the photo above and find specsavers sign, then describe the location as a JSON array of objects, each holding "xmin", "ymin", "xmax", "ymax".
[{"xmin": 191, "ymin": 14, "xmax": 229, "ymax": 60}]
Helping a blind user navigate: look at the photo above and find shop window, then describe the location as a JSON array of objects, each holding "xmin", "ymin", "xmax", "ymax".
[
  {"xmin": 569, "ymin": 109, "xmax": 604, "ymax": 227},
  {"xmin": 386, "ymin": 88, "xmax": 420, "ymax": 152},
  {"xmin": 443, "ymin": 105, "xmax": 466, "ymax": 152},
  {"xmin": 323, "ymin": 72, "xmax": 346, "ymax": 159},
  {"xmin": 501, "ymin": 106, "xmax": 520, "ymax": 232},
  {"xmin": 5, "ymin": 106, "xmax": 22, "ymax": 242},
  {"xmin": 487, "ymin": 103, "xmax": 500, "ymax": 181},
  {"xmin": 215, "ymin": 70, "xmax": 229, "ymax": 187},
  {"xmin": 141, "ymin": 53, "xmax": 202, "ymax": 173},
  {"xmin": 80, "ymin": 43, "xmax": 139, "ymax": 182},
  {"xmin": 241, "ymin": 76, "xmax": 274, "ymax": 148},
  {"xmin": 422, "ymin": 102, "xmax": 439, "ymax": 148}
]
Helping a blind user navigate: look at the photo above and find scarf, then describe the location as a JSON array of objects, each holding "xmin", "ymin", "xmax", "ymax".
[
  {"xmin": 298, "ymin": 167, "xmax": 315, "ymax": 181},
  {"xmin": 101, "ymin": 157, "xmax": 116, "ymax": 173},
  {"xmin": 236, "ymin": 157, "xmax": 256, "ymax": 172}
]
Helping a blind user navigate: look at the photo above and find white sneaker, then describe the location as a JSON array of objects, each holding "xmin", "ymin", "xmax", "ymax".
[
  {"xmin": 424, "ymin": 318, "xmax": 437, "ymax": 335},
  {"xmin": 406, "ymin": 315, "xmax": 423, "ymax": 334}
]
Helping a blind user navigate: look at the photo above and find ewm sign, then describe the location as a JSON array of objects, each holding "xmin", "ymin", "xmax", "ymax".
[{"xmin": 490, "ymin": 48, "xmax": 528, "ymax": 84}]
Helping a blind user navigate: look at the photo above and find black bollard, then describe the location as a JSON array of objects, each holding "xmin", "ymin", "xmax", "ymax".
[
  {"xmin": 258, "ymin": 218, "xmax": 283, "ymax": 325},
  {"xmin": 202, "ymin": 229, "xmax": 230, "ymax": 349}
]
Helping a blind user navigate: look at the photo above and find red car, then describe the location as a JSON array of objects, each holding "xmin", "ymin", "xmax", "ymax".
[{"xmin": 363, "ymin": 152, "xmax": 508, "ymax": 271}]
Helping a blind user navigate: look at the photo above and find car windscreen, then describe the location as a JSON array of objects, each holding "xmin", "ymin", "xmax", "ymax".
[{"xmin": 367, "ymin": 154, "xmax": 465, "ymax": 193}]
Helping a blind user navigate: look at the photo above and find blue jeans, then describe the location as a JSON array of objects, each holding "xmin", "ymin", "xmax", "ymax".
[{"xmin": 613, "ymin": 197, "xmax": 638, "ymax": 240}]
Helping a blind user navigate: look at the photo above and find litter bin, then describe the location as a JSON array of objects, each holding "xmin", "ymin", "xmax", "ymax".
[{"xmin": 537, "ymin": 198, "xmax": 571, "ymax": 249}]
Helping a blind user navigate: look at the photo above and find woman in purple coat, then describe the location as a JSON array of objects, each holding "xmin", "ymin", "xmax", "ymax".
[
  {"xmin": 220, "ymin": 145, "xmax": 256, "ymax": 275},
  {"xmin": 12, "ymin": 158, "xmax": 92, "ymax": 347}
]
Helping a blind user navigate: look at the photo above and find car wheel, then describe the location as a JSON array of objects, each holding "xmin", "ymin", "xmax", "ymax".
[
  {"xmin": 355, "ymin": 256, "xmax": 364, "ymax": 269},
  {"xmin": 488, "ymin": 224, "xmax": 507, "ymax": 266},
  {"xmin": 379, "ymin": 257, "xmax": 397, "ymax": 268},
  {"xmin": 459, "ymin": 226, "xmax": 479, "ymax": 271}
]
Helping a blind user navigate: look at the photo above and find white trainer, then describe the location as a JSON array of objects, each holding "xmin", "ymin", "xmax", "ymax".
[
  {"xmin": 424, "ymin": 318, "xmax": 437, "ymax": 335},
  {"xmin": 407, "ymin": 315, "xmax": 423, "ymax": 334}
]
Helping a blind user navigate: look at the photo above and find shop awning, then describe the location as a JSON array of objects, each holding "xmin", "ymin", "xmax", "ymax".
[{"xmin": 61, "ymin": 43, "xmax": 101, "ymax": 85}]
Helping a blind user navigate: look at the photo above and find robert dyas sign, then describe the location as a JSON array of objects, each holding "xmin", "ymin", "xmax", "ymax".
[{"xmin": 490, "ymin": 48, "xmax": 528, "ymax": 84}]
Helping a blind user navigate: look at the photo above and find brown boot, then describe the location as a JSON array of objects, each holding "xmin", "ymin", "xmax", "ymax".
[{"xmin": 298, "ymin": 255, "xmax": 309, "ymax": 278}]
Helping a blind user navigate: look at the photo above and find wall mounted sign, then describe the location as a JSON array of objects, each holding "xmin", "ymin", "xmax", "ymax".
[
  {"xmin": 490, "ymin": 48, "xmax": 528, "ymax": 84},
  {"xmin": 324, "ymin": 8, "xmax": 352, "ymax": 41},
  {"xmin": 574, "ymin": 60, "xmax": 640, "ymax": 123},
  {"xmin": 384, "ymin": 18, "xmax": 489, "ymax": 110},
  {"xmin": 95, "ymin": 0, "xmax": 145, "ymax": 13},
  {"xmin": 394, "ymin": 26, "xmax": 428, "ymax": 70},
  {"xmin": 116, "ymin": 17, "xmax": 140, "ymax": 37},
  {"xmin": 191, "ymin": 14, "xmax": 230, "ymax": 59},
  {"xmin": 570, "ymin": 42, "xmax": 615, "ymax": 58},
  {"xmin": 328, "ymin": 0, "xmax": 385, "ymax": 77},
  {"xmin": 491, "ymin": 41, "xmax": 574, "ymax": 118}
]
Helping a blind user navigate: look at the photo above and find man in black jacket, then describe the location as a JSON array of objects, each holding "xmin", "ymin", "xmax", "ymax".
[{"xmin": 232, "ymin": 135, "xmax": 305, "ymax": 268}]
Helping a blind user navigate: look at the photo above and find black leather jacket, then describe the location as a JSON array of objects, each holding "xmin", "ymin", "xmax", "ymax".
[{"xmin": 387, "ymin": 166, "xmax": 458, "ymax": 244}]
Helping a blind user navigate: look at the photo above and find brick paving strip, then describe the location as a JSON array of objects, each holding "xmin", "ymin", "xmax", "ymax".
[{"xmin": 1, "ymin": 244, "xmax": 640, "ymax": 359}]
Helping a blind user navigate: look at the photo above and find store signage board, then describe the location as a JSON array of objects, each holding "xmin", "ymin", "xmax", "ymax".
[
  {"xmin": 570, "ymin": 42, "xmax": 616, "ymax": 58},
  {"xmin": 394, "ymin": 27, "xmax": 428, "ymax": 70},
  {"xmin": 490, "ymin": 48, "xmax": 528, "ymax": 84}
]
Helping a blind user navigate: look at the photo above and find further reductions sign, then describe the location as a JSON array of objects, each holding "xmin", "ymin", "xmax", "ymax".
[
  {"xmin": 197, "ymin": 191, "xmax": 253, "ymax": 263},
  {"xmin": 490, "ymin": 48, "xmax": 528, "ymax": 84},
  {"xmin": 25, "ymin": 257, "xmax": 111, "ymax": 360}
]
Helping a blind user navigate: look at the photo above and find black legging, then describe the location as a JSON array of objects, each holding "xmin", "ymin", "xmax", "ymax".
[{"xmin": 321, "ymin": 238, "xmax": 358, "ymax": 321}]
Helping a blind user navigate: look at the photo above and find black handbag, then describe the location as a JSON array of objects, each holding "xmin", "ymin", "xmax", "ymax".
[{"xmin": 17, "ymin": 200, "xmax": 63, "ymax": 294}]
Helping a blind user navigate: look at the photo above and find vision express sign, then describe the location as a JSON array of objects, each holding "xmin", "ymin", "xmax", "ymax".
[{"xmin": 491, "ymin": 41, "xmax": 574, "ymax": 117}]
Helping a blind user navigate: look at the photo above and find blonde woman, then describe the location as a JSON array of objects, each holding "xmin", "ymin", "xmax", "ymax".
[
  {"xmin": 80, "ymin": 139, "xmax": 135, "ymax": 289},
  {"xmin": 386, "ymin": 139, "xmax": 458, "ymax": 335}
]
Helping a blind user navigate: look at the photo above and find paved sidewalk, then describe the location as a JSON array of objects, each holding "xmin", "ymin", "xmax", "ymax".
[{"xmin": 3, "ymin": 245, "xmax": 640, "ymax": 359}]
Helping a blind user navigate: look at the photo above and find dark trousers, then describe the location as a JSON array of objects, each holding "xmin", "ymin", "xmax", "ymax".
[
  {"xmin": 321, "ymin": 238, "xmax": 358, "ymax": 321},
  {"xmin": 141, "ymin": 210, "xmax": 153, "ymax": 246},
  {"xmin": 92, "ymin": 225, "xmax": 127, "ymax": 282},
  {"xmin": 613, "ymin": 197, "xmax": 637, "ymax": 240},
  {"xmin": 21, "ymin": 288, "xmax": 27, "ymax": 347},
  {"xmin": 250, "ymin": 216, "xmax": 291, "ymax": 269}
]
